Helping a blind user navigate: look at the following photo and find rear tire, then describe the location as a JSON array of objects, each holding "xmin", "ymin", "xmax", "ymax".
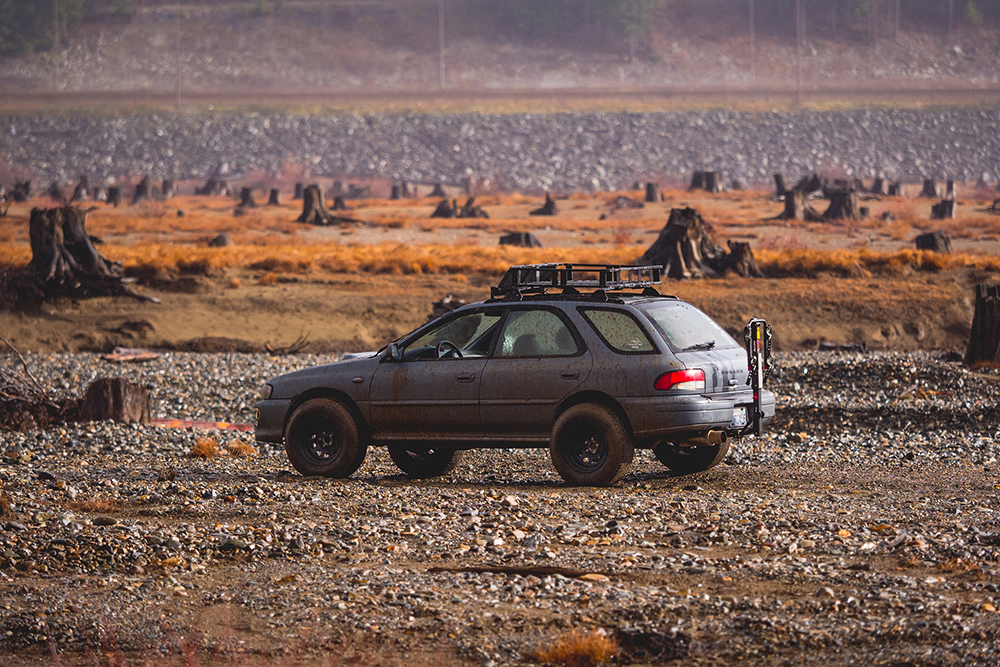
[
  {"xmin": 549, "ymin": 404, "xmax": 634, "ymax": 487},
  {"xmin": 284, "ymin": 398, "xmax": 367, "ymax": 478},
  {"xmin": 653, "ymin": 440, "xmax": 731, "ymax": 475},
  {"xmin": 388, "ymin": 444, "xmax": 463, "ymax": 478}
]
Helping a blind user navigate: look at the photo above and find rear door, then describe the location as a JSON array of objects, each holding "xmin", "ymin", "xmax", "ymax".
[{"xmin": 480, "ymin": 306, "xmax": 592, "ymax": 439}]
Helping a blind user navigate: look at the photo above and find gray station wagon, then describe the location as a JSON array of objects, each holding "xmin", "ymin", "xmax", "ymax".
[{"xmin": 255, "ymin": 264, "xmax": 775, "ymax": 486}]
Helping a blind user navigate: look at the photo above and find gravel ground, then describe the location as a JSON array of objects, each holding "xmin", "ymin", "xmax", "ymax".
[
  {"xmin": 2, "ymin": 109, "xmax": 1000, "ymax": 191},
  {"xmin": 1, "ymin": 351, "xmax": 999, "ymax": 665}
]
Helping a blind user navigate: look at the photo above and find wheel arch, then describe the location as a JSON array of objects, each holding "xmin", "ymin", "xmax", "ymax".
[
  {"xmin": 555, "ymin": 391, "xmax": 634, "ymax": 440},
  {"xmin": 285, "ymin": 388, "xmax": 370, "ymax": 442}
]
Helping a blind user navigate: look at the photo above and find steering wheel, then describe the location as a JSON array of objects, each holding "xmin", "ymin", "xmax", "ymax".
[{"xmin": 436, "ymin": 340, "xmax": 463, "ymax": 359}]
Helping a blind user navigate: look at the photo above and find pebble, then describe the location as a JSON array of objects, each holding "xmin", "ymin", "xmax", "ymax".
[{"xmin": 0, "ymin": 350, "xmax": 997, "ymax": 664}]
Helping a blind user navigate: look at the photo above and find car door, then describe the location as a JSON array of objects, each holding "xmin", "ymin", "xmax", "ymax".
[
  {"xmin": 480, "ymin": 306, "xmax": 592, "ymax": 440},
  {"xmin": 369, "ymin": 308, "xmax": 501, "ymax": 441}
]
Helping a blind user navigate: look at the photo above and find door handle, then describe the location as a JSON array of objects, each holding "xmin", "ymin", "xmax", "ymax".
[
  {"xmin": 456, "ymin": 373, "xmax": 476, "ymax": 383},
  {"xmin": 560, "ymin": 371, "xmax": 579, "ymax": 380}
]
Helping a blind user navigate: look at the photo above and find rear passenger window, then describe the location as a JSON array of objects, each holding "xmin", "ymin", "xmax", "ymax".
[
  {"xmin": 497, "ymin": 309, "xmax": 579, "ymax": 357},
  {"xmin": 581, "ymin": 309, "xmax": 655, "ymax": 353}
]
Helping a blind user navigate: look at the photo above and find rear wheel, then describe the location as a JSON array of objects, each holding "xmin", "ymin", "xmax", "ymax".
[
  {"xmin": 284, "ymin": 398, "xmax": 367, "ymax": 478},
  {"xmin": 653, "ymin": 440, "xmax": 731, "ymax": 475},
  {"xmin": 388, "ymin": 444, "xmax": 463, "ymax": 478},
  {"xmin": 549, "ymin": 404, "xmax": 634, "ymax": 487}
]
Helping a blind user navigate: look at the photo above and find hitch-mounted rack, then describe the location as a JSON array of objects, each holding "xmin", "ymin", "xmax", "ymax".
[{"xmin": 491, "ymin": 263, "xmax": 663, "ymax": 299}]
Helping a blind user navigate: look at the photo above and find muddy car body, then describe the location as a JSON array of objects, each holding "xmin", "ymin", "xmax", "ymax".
[{"xmin": 255, "ymin": 264, "xmax": 775, "ymax": 486}]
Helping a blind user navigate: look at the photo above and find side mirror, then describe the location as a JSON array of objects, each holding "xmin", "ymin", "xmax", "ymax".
[{"xmin": 386, "ymin": 342, "xmax": 402, "ymax": 361}]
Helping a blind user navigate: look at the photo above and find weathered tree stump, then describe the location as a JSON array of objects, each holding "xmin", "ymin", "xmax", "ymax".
[
  {"xmin": 945, "ymin": 180, "xmax": 956, "ymax": 200},
  {"xmin": 238, "ymin": 187, "xmax": 257, "ymax": 209},
  {"xmin": 293, "ymin": 183, "xmax": 304, "ymax": 200},
  {"xmin": 296, "ymin": 185, "xmax": 333, "ymax": 225},
  {"xmin": 499, "ymin": 232, "xmax": 542, "ymax": 248},
  {"xmin": 871, "ymin": 177, "xmax": 887, "ymax": 195},
  {"xmin": 931, "ymin": 199, "xmax": 957, "ymax": 220},
  {"xmin": 920, "ymin": 179, "xmax": 941, "ymax": 198},
  {"xmin": 823, "ymin": 190, "xmax": 861, "ymax": 221},
  {"xmin": 208, "ymin": 233, "xmax": 235, "ymax": 248},
  {"xmin": 774, "ymin": 173, "xmax": 788, "ymax": 197},
  {"xmin": 195, "ymin": 179, "xmax": 230, "ymax": 196},
  {"xmin": 161, "ymin": 179, "xmax": 176, "ymax": 199},
  {"xmin": 46, "ymin": 182, "xmax": 65, "ymax": 203},
  {"xmin": 70, "ymin": 175, "xmax": 89, "ymax": 202},
  {"xmin": 914, "ymin": 230, "xmax": 952, "ymax": 253},
  {"xmin": 637, "ymin": 207, "xmax": 719, "ymax": 280},
  {"xmin": 401, "ymin": 181, "xmax": 411, "ymax": 197},
  {"xmin": 80, "ymin": 377, "xmax": 151, "ymax": 424},
  {"xmin": 267, "ymin": 188, "xmax": 280, "ymax": 206},
  {"xmin": 690, "ymin": 171, "xmax": 722, "ymax": 193},
  {"xmin": 430, "ymin": 183, "xmax": 447, "ymax": 197},
  {"xmin": 888, "ymin": 182, "xmax": 903, "ymax": 196},
  {"xmin": 331, "ymin": 196, "xmax": 350, "ymax": 211},
  {"xmin": 9, "ymin": 180, "xmax": 31, "ymax": 202},
  {"xmin": 459, "ymin": 196, "xmax": 489, "ymax": 219},
  {"xmin": 609, "ymin": 196, "xmax": 645, "ymax": 211},
  {"xmin": 793, "ymin": 173, "xmax": 826, "ymax": 194},
  {"xmin": 390, "ymin": 184, "xmax": 402, "ymax": 200},
  {"xmin": 964, "ymin": 284, "xmax": 1000, "ymax": 367},
  {"xmin": 529, "ymin": 193, "xmax": 558, "ymax": 216},
  {"xmin": 775, "ymin": 189, "xmax": 823, "ymax": 221},
  {"xmin": 131, "ymin": 176, "xmax": 151, "ymax": 205},
  {"xmin": 708, "ymin": 240, "xmax": 764, "ymax": 278},
  {"xmin": 645, "ymin": 183, "xmax": 660, "ymax": 203},
  {"xmin": 430, "ymin": 199, "xmax": 454, "ymax": 218},
  {"xmin": 106, "ymin": 186, "xmax": 122, "ymax": 207},
  {"xmin": 332, "ymin": 181, "xmax": 345, "ymax": 197}
]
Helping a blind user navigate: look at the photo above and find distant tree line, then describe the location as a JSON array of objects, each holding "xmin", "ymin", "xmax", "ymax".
[{"xmin": 1, "ymin": 1, "xmax": 996, "ymax": 57}]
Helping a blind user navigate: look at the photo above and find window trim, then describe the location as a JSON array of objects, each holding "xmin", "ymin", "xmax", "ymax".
[
  {"xmin": 492, "ymin": 305, "xmax": 588, "ymax": 359},
  {"xmin": 577, "ymin": 305, "xmax": 661, "ymax": 356},
  {"xmin": 398, "ymin": 307, "xmax": 503, "ymax": 362}
]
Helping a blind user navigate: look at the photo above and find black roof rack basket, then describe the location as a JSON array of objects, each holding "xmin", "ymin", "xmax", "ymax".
[{"xmin": 491, "ymin": 263, "xmax": 662, "ymax": 299}]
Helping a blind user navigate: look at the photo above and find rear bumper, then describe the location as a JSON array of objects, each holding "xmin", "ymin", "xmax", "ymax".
[
  {"xmin": 254, "ymin": 399, "xmax": 292, "ymax": 443},
  {"xmin": 623, "ymin": 390, "xmax": 776, "ymax": 439}
]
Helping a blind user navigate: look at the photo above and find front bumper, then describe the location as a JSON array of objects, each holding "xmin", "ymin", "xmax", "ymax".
[
  {"xmin": 254, "ymin": 398, "xmax": 292, "ymax": 443},
  {"xmin": 623, "ymin": 389, "xmax": 776, "ymax": 439}
]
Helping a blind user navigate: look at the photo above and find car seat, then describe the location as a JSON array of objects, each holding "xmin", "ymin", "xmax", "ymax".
[{"xmin": 512, "ymin": 333, "xmax": 542, "ymax": 356}]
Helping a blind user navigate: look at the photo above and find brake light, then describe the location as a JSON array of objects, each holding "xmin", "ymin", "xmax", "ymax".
[{"xmin": 655, "ymin": 369, "xmax": 706, "ymax": 391}]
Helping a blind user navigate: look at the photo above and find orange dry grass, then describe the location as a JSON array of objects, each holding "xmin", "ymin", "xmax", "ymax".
[
  {"xmin": 188, "ymin": 436, "xmax": 220, "ymax": 459},
  {"xmin": 531, "ymin": 630, "xmax": 618, "ymax": 667},
  {"xmin": 757, "ymin": 248, "xmax": 1000, "ymax": 277},
  {"xmin": 225, "ymin": 440, "xmax": 258, "ymax": 458}
]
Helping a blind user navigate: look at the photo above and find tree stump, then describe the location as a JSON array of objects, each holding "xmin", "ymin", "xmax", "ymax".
[
  {"xmin": 920, "ymin": 179, "xmax": 941, "ymax": 198},
  {"xmin": 161, "ymin": 179, "xmax": 176, "ymax": 199},
  {"xmin": 296, "ymin": 185, "xmax": 334, "ymax": 225},
  {"xmin": 645, "ymin": 183, "xmax": 660, "ymax": 203},
  {"xmin": 945, "ymin": 180, "xmax": 956, "ymax": 200},
  {"xmin": 70, "ymin": 175, "xmax": 89, "ymax": 202},
  {"xmin": 964, "ymin": 284, "xmax": 1000, "ymax": 367},
  {"xmin": 9, "ymin": 180, "xmax": 31, "ymax": 202},
  {"xmin": 931, "ymin": 199, "xmax": 957, "ymax": 220},
  {"xmin": 823, "ymin": 190, "xmax": 861, "ymax": 221},
  {"xmin": 776, "ymin": 189, "xmax": 823, "ymax": 221},
  {"xmin": 430, "ymin": 199, "xmax": 454, "ymax": 218},
  {"xmin": 430, "ymin": 183, "xmax": 447, "ymax": 197},
  {"xmin": 888, "ymin": 182, "xmax": 902, "ymax": 196},
  {"xmin": 293, "ymin": 183, "xmax": 304, "ymax": 200},
  {"xmin": 106, "ymin": 186, "xmax": 122, "ymax": 207},
  {"xmin": 637, "ymin": 207, "xmax": 720, "ymax": 280},
  {"xmin": 80, "ymin": 378, "xmax": 151, "ymax": 424},
  {"xmin": 195, "ymin": 179, "xmax": 230, "ymax": 196},
  {"xmin": 401, "ymin": 181, "xmax": 411, "ymax": 197},
  {"xmin": 871, "ymin": 177, "xmax": 887, "ymax": 195},
  {"xmin": 708, "ymin": 240, "xmax": 764, "ymax": 278},
  {"xmin": 390, "ymin": 184, "xmax": 402, "ymax": 200},
  {"xmin": 459, "ymin": 196, "xmax": 489, "ymax": 219},
  {"xmin": 499, "ymin": 232, "xmax": 542, "ymax": 248},
  {"xmin": 131, "ymin": 176, "xmax": 151, "ymax": 205},
  {"xmin": 914, "ymin": 230, "xmax": 952, "ymax": 253},
  {"xmin": 238, "ymin": 187, "xmax": 257, "ymax": 209},
  {"xmin": 332, "ymin": 181, "xmax": 345, "ymax": 197},
  {"xmin": 208, "ymin": 233, "xmax": 235, "ymax": 248},
  {"xmin": 267, "ymin": 188, "xmax": 280, "ymax": 206},
  {"xmin": 46, "ymin": 182, "xmax": 65, "ymax": 203},
  {"xmin": 529, "ymin": 193, "xmax": 558, "ymax": 216},
  {"xmin": 793, "ymin": 173, "xmax": 826, "ymax": 194},
  {"xmin": 690, "ymin": 171, "xmax": 722, "ymax": 193},
  {"xmin": 332, "ymin": 196, "xmax": 350, "ymax": 211},
  {"xmin": 774, "ymin": 173, "xmax": 788, "ymax": 197}
]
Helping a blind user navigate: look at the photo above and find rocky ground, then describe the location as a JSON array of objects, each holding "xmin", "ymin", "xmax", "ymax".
[
  {"xmin": 1, "ymin": 350, "xmax": 999, "ymax": 665},
  {"xmin": 3, "ymin": 108, "xmax": 1000, "ymax": 192}
]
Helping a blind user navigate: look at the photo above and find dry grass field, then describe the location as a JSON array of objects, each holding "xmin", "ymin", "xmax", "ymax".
[{"xmin": 1, "ymin": 185, "xmax": 999, "ymax": 354}]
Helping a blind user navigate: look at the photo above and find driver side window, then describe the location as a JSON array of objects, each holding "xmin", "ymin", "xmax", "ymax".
[{"xmin": 402, "ymin": 311, "xmax": 501, "ymax": 360}]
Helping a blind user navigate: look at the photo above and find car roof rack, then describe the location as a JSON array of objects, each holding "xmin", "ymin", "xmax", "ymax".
[{"xmin": 490, "ymin": 263, "xmax": 663, "ymax": 299}]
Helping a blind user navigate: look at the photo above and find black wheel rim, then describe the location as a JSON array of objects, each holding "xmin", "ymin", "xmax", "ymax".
[
  {"xmin": 302, "ymin": 422, "xmax": 342, "ymax": 465},
  {"xmin": 566, "ymin": 422, "xmax": 608, "ymax": 471}
]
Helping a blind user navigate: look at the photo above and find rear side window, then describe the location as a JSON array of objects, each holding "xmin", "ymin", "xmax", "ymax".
[
  {"xmin": 580, "ymin": 308, "xmax": 655, "ymax": 354},
  {"xmin": 497, "ymin": 309, "xmax": 579, "ymax": 357},
  {"xmin": 638, "ymin": 302, "xmax": 739, "ymax": 351}
]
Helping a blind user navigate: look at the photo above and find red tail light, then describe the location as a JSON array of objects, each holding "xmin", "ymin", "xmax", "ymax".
[{"xmin": 655, "ymin": 369, "xmax": 706, "ymax": 391}]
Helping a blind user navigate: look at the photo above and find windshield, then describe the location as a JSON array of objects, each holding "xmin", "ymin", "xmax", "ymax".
[{"xmin": 637, "ymin": 302, "xmax": 739, "ymax": 352}]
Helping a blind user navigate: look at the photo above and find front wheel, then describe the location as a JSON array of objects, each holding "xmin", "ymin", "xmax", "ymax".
[
  {"xmin": 549, "ymin": 404, "xmax": 634, "ymax": 487},
  {"xmin": 653, "ymin": 440, "xmax": 731, "ymax": 475},
  {"xmin": 284, "ymin": 398, "xmax": 367, "ymax": 478},
  {"xmin": 388, "ymin": 444, "xmax": 463, "ymax": 478}
]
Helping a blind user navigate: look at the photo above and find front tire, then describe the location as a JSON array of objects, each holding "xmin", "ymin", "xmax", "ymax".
[
  {"xmin": 653, "ymin": 440, "xmax": 731, "ymax": 475},
  {"xmin": 388, "ymin": 444, "xmax": 463, "ymax": 478},
  {"xmin": 549, "ymin": 404, "xmax": 634, "ymax": 487},
  {"xmin": 284, "ymin": 398, "xmax": 367, "ymax": 478}
]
